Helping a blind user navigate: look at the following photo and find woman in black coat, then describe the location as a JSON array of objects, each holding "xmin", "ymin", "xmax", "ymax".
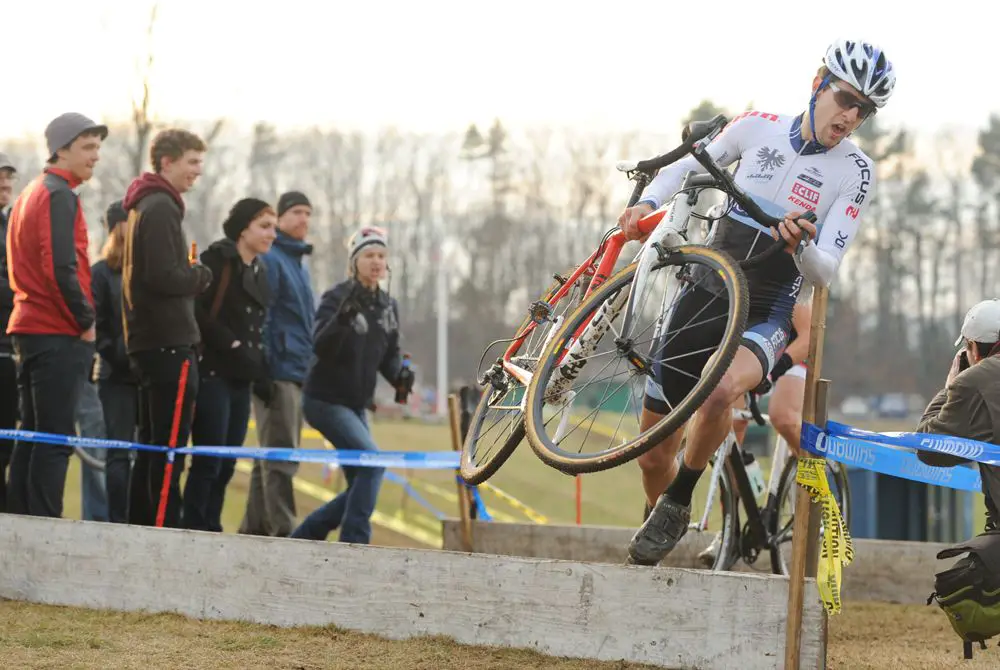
[
  {"xmin": 92, "ymin": 200, "xmax": 138, "ymax": 523},
  {"xmin": 290, "ymin": 226, "xmax": 414, "ymax": 544},
  {"xmin": 182, "ymin": 199, "xmax": 275, "ymax": 531}
]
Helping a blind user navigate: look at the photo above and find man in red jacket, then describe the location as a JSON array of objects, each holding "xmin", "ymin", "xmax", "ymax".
[{"xmin": 6, "ymin": 112, "xmax": 106, "ymax": 517}]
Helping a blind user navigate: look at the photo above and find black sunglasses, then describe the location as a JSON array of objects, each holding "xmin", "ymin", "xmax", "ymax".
[{"xmin": 829, "ymin": 82, "xmax": 877, "ymax": 119}]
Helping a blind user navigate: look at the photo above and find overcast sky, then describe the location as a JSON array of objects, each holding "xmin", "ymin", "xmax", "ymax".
[{"xmin": 3, "ymin": 0, "xmax": 992, "ymax": 146}]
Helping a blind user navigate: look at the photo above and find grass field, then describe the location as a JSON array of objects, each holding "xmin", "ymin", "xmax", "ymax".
[{"xmin": 0, "ymin": 599, "xmax": 991, "ymax": 669}]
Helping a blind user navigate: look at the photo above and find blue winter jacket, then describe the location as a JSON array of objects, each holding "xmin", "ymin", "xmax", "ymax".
[{"xmin": 261, "ymin": 231, "xmax": 315, "ymax": 384}]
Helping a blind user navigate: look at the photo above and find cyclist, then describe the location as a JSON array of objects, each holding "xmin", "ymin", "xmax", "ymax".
[{"xmin": 620, "ymin": 39, "xmax": 894, "ymax": 566}]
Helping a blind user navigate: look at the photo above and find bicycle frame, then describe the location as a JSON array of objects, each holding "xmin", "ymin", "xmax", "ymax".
[
  {"xmin": 498, "ymin": 175, "xmax": 698, "ymax": 390},
  {"xmin": 694, "ymin": 403, "xmax": 794, "ymax": 554}
]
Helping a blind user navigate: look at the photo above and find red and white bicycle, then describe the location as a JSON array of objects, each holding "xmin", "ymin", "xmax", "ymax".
[{"xmin": 459, "ymin": 114, "xmax": 816, "ymax": 484}]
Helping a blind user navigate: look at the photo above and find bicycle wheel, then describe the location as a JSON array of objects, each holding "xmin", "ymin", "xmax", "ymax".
[
  {"xmin": 460, "ymin": 270, "xmax": 590, "ymax": 484},
  {"xmin": 523, "ymin": 244, "xmax": 748, "ymax": 475},
  {"xmin": 769, "ymin": 456, "xmax": 851, "ymax": 575},
  {"xmin": 685, "ymin": 440, "xmax": 740, "ymax": 571}
]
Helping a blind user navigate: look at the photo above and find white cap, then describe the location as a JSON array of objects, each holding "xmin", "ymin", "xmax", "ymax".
[{"xmin": 955, "ymin": 299, "xmax": 1000, "ymax": 347}]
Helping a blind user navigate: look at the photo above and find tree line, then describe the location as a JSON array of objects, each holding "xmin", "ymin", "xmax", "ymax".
[{"xmin": 2, "ymin": 95, "xmax": 996, "ymax": 404}]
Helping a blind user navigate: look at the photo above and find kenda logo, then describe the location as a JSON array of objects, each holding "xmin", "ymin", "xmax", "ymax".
[
  {"xmin": 815, "ymin": 434, "xmax": 876, "ymax": 468},
  {"xmin": 918, "ymin": 437, "xmax": 984, "ymax": 461}
]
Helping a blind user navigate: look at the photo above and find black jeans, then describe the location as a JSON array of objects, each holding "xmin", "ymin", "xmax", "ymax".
[
  {"xmin": 8, "ymin": 334, "xmax": 92, "ymax": 517},
  {"xmin": 128, "ymin": 347, "xmax": 199, "ymax": 528},
  {"xmin": 99, "ymin": 379, "xmax": 139, "ymax": 523},
  {"xmin": 0, "ymin": 353, "xmax": 17, "ymax": 512},
  {"xmin": 183, "ymin": 374, "xmax": 252, "ymax": 531}
]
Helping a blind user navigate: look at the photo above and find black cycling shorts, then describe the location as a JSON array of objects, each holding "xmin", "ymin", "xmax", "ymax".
[{"xmin": 642, "ymin": 280, "xmax": 795, "ymax": 416}]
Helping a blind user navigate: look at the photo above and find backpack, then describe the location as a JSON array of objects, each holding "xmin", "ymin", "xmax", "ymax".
[{"xmin": 929, "ymin": 529, "xmax": 1000, "ymax": 659}]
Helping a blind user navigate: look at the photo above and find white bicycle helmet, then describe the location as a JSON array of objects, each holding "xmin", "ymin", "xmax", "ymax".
[{"xmin": 823, "ymin": 39, "xmax": 896, "ymax": 108}]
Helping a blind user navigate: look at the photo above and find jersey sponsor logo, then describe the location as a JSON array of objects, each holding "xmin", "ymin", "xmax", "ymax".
[
  {"xmin": 791, "ymin": 181, "xmax": 820, "ymax": 204},
  {"xmin": 805, "ymin": 165, "xmax": 823, "ymax": 179},
  {"xmin": 797, "ymin": 173, "xmax": 823, "ymax": 188},
  {"xmin": 787, "ymin": 194, "xmax": 817, "ymax": 211},
  {"xmin": 789, "ymin": 274, "xmax": 804, "ymax": 299},
  {"xmin": 845, "ymin": 206, "xmax": 860, "ymax": 219},
  {"xmin": 756, "ymin": 147, "xmax": 786, "ymax": 171},
  {"xmin": 847, "ymin": 152, "xmax": 872, "ymax": 206},
  {"xmin": 746, "ymin": 146, "xmax": 786, "ymax": 181},
  {"xmin": 834, "ymin": 230, "xmax": 849, "ymax": 249}
]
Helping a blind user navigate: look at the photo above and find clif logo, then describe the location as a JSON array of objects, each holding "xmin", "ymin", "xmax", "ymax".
[{"xmin": 792, "ymin": 181, "xmax": 820, "ymax": 204}]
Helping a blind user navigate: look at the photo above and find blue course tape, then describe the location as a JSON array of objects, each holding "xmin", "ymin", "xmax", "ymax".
[
  {"xmin": 801, "ymin": 422, "xmax": 983, "ymax": 492},
  {"xmin": 470, "ymin": 487, "xmax": 492, "ymax": 521},
  {"xmin": 0, "ymin": 429, "xmax": 460, "ymax": 470},
  {"xmin": 382, "ymin": 471, "xmax": 449, "ymax": 520}
]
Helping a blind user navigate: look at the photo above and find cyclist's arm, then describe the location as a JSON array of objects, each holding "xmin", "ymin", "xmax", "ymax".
[
  {"xmin": 637, "ymin": 114, "xmax": 761, "ymax": 210},
  {"xmin": 794, "ymin": 158, "xmax": 876, "ymax": 286}
]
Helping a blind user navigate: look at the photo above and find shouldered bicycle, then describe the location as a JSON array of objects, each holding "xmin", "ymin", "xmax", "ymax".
[{"xmin": 460, "ymin": 113, "xmax": 818, "ymax": 483}]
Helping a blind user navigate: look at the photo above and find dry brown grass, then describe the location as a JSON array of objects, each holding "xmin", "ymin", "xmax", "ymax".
[
  {"xmin": 0, "ymin": 600, "xmax": 654, "ymax": 669},
  {"xmin": 828, "ymin": 601, "xmax": 999, "ymax": 669},
  {"xmin": 2, "ymin": 598, "xmax": 998, "ymax": 669}
]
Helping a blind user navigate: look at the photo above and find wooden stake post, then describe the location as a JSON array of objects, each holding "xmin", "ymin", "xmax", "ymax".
[
  {"xmin": 448, "ymin": 393, "xmax": 474, "ymax": 552},
  {"xmin": 783, "ymin": 286, "xmax": 830, "ymax": 670}
]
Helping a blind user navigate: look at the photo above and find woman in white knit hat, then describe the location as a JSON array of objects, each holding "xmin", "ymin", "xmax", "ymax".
[{"xmin": 291, "ymin": 226, "xmax": 415, "ymax": 544}]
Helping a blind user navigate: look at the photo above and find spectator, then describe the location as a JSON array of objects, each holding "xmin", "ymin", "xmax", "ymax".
[
  {"xmin": 918, "ymin": 299, "xmax": 1000, "ymax": 531},
  {"xmin": 290, "ymin": 226, "xmax": 414, "ymax": 544},
  {"xmin": 92, "ymin": 200, "xmax": 138, "ymax": 523},
  {"xmin": 6, "ymin": 113, "xmax": 106, "ymax": 517},
  {"xmin": 240, "ymin": 191, "xmax": 314, "ymax": 537},
  {"xmin": 76, "ymin": 352, "xmax": 108, "ymax": 522},
  {"xmin": 122, "ymin": 129, "xmax": 213, "ymax": 527},
  {"xmin": 183, "ymin": 198, "xmax": 275, "ymax": 531},
  {"xmin": 0, "ymin": 152, "xmax": 17, "ymax": 510}
]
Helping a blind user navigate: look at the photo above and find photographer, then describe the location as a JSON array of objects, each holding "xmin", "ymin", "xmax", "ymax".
[
  {"xmin": 290, "ymin": 226, "xmax": 414, "ymax": 545},
  {"xmin": 918, "ymin": 299, "xmax": 1000, "ymax": 531}
]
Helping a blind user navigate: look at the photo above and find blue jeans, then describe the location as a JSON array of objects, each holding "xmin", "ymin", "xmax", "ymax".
[
  {"xmin": 77, "ymin": 379, "xmax": 108, "ymax": 522},
  {"xmin": 291, "ymin": 397, "xmax": 384, "ymax": 544},
  {"xmin": 182, "ymin": 375, "xmax": 251, "ymax": 531}
]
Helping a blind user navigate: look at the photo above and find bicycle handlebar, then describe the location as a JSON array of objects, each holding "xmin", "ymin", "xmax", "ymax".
[{"xmin": 627, "ymin": 113, "xmax": 818, "ymax": 268}]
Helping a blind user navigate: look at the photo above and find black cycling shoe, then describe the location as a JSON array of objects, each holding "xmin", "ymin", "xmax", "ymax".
[{"xmin": 627, "ymin": 493, "xmax": 691, "ymax": 566}]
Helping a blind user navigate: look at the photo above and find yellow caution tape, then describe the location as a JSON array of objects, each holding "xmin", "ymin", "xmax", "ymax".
[
  {"xmin": 233, "ymin": 461, "xmax": 441, "ymax": 548},
  {"xmin": 796, "ymin": 457, "xmax": 854, "ymax": 616},
  {"xmin": 479, "ymin": 482, "xmax": 550, "ymax": 525}
]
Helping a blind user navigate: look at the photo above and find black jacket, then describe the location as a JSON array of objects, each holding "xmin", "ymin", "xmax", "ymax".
[
  {"xmin": 122, "ymin": 175, "xmax": 213, "ymax": 354},
  {"xmin": 195, "ymin": 238, "xmax": 270, "ymax": 383},
  {"xmin": 0, "ymin": 209, "xmax": 13, "ymax": 353},
  {"xmin": 92, "ymin": 259, "xmax": 135, "ymax": 384},
  {"xmin": 303, "ymin": 279, "xmax": 403, "ymax": 411}
]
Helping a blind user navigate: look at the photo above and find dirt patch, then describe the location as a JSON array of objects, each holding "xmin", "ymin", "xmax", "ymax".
[{"xmin": 828, "ymin": 601, "xmax": 998, "ymax": 669}]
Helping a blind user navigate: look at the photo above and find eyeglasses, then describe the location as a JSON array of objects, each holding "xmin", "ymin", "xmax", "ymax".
[{"xmin": 829, "ymin": 82, "xmax": 877, "ymax": 120}]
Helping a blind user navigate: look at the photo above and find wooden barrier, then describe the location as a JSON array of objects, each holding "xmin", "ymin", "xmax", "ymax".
[
  {"xmin": 0, "ymin": 514, "xmax": 824, "ymax": 669},
  {"xmin": 442, "ymin": 519, "xmax": 946, "ymax": 605}
]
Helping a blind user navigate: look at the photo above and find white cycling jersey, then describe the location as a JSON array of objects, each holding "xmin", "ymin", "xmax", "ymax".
[{"xmin": 638, "ymin": 111, "xmax": 876, "ymax": 287}]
